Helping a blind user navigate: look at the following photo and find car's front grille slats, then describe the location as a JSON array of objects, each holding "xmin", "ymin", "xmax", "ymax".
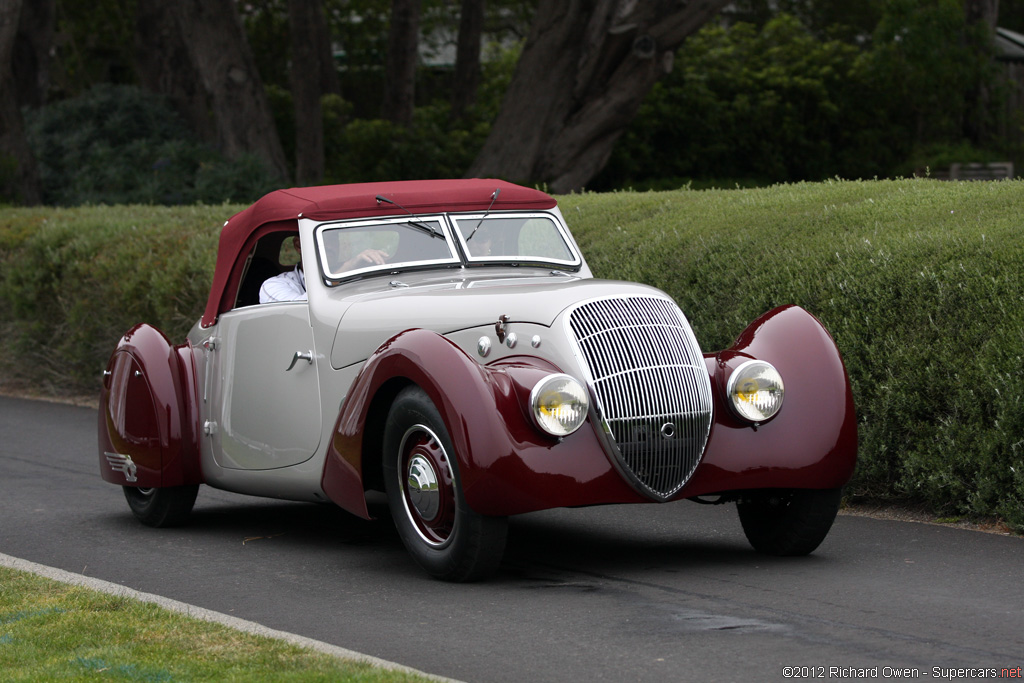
[{"xmin": 568, "ymin": 296, "xmax": 713, "ymax": 500}]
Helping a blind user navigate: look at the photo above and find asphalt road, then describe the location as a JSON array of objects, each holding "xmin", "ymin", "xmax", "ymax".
[{"xmin": 2, "ymin": 395, "xmax": 1022, "ymax": 682}]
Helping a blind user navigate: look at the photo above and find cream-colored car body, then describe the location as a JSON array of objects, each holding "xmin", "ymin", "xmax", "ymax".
[{"xmin": 186, "ymin": 206, "xmax": 661, "ymax": 502}]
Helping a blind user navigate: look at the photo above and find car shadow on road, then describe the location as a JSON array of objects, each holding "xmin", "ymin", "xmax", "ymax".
[
  {"xmin": 104, "ymin": 494, "xmax": 823, "ymax": 582},
  {"xmin": 180, "ymin": 497, "xmax": 396, "ymax": 547},
  {"xmin": 499, "ymin": 508, "xmax": 777, "ymax": 583}
]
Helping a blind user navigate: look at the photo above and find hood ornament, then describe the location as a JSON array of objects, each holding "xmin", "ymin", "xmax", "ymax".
[{"xmin": 495, "ymin": 314, "xmax": 510, "ymax": 343}]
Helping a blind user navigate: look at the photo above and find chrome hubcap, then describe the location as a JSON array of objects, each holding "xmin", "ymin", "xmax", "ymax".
[{"xmin": 406, "ymin": 455, "xmax": 440, "ymax": 521}]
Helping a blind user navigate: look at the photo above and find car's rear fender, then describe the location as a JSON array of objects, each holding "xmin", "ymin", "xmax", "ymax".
[
  {"xmin": 97, "ymin": 324, "xmax": 202, "ymax": 488},
  {"xmin": 321, "ymin": 328, "xmax": 645, "ymax": 519}
]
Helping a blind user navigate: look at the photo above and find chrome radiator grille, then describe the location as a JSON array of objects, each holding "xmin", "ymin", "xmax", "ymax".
[{"xmin": 568, "ymin": 296, "xmax": 713, "ymax": 500}]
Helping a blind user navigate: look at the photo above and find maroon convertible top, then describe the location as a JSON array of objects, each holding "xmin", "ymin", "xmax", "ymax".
[{"xmin": 201, "ymin": 179, "xmax": 556, "ymax": 327}]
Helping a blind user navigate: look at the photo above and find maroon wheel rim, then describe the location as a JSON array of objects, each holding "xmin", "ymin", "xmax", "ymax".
[{"xmin": 398, "ymin": 425, "xmax": 456, "ymax": 546}]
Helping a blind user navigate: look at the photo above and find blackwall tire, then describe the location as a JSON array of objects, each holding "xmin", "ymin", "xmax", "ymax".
[
  {"xmin": 383, "ymin": 386, "xmax": 507, "ymax": 582},
  {"xmin": 123, "ymin": 485, "xmax": 199, "ymax": 528},
  {"xmin": 737, "ymin": 488, "xmax": 842, "ymax": 556}
]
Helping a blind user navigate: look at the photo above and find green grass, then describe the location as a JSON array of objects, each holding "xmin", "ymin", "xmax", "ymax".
[
  {"xmin": 0, "ymin": 567, "xmax": 433, "ymax": 682},
  {"xmin": 1, "ymin": 178, "xmax": 1022, "ymax": 529}
]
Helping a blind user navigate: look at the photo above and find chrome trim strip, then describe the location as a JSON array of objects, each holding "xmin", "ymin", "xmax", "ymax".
[
  {"xmin": 314, "ymin": 214, "xmax": 461, "ymax": 281},
  {"xmin": 449, "ymin": 211, "xmax": 583, "ymax": 268},
  {"xmin": 104, "ymin": 452, "xmax": 138, "ymax": 483}
]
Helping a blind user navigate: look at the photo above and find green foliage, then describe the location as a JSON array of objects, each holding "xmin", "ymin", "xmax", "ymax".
[
  {"xmin": 853, "ymin": 0, "xmax": 1001, "ymax": 162},
  {"xmin": 562, "ymin": 179, "xmax": 1024, "ymax": 530},
  {"xmin": 325, "ymin": 103, "xmax": 489, "ymax": 184},
  {"xmin": 2, "ymin": 179, "xmax": 1023, "ymax": 529},
  {"xmin": 24, "ymin": 85, "xmax": 280, "ymax": 206},
  {"xmin": 51, "ymin": 0, "xmax": 138, "ymax": 96},
  {"xmin": 597, "ymin": 5, "xmax": 1015, "ymax": 191},
  {"xmin": 0, "ymin": 153, "xmax": 22, "ymax": 205},
  {"xmin": 0, "ymin": 204, "xmax": 223, "ymax": 393},
  {"xmin": 599, "ymin": 15, "xmax": 861, "ymax": 189},
  {"xmin": 320, "ymin": 41, "xmax": 518, "ymax": 184}
]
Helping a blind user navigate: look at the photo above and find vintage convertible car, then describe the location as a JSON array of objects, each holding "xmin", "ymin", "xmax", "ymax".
[{"xmin": 98, "ymin": 179, "xmax": 857, "ymax": 581}]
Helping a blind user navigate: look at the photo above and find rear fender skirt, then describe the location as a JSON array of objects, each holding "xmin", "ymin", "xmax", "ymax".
[
  {"xmin": 97, "ymin": 324, "xmax": 202, "ymax": 488},
  {"xmin": 321, "ymin": 328, "xmax": 645, "ymax": 519},
  {"xmin": 680, "ymin": 305, "xmax": 858, "ymax": 498}
]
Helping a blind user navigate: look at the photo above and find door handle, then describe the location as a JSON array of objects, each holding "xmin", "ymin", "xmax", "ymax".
[{"xmin": 286, "ymin": 350, "xmax": 314, "ymax": 371}]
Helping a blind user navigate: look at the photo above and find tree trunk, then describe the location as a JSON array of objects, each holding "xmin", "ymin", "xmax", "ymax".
[
  {"xmin": 382, "ymin": 0, "xmax": 421, "ymax": 126},
  {"xmin": 135, "ymin": 0, "xmax": 215, "ymax": 144},
  {"xmin": 451, "ymin": 0, "xmax": 484, "ymax": 119},
  {"xmin": 173, "ymin": 0, "xmax": 290, "ymax": 181},
  {"xmin": 963, "ymin": 0, "xmax": 999, "ymax": 145},
  {"xmin": 0, "ymin": 0, "xmax": 40, "ymax": 204},
  {"xmin": 289, "ymin": 0, "xmax": 329, "ymax": 185},
  {"xmin": 12, "ymin": 0, "xmax": 52, "ymax": 108},
  {"xmin": 467, "ymin": 0, "xmax": 730, "ymax": 193},
  {"xmin": 311, "ymin": 0, "xmax": 340, "ymax": 97}
]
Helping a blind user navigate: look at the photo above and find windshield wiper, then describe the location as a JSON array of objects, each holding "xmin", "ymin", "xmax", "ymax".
[
  {"xmin": 375, "ymin": 195, "xmax": 443, "ymax": 238},
  {"xmin": 466, "ymin": 188, "xmax": 500, "ymax": 242}
]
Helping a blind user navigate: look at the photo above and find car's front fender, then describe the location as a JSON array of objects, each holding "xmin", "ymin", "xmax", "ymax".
[
  {"xmin": 680, "ymin": 305, "xmax": 858, "ymax": 497},
  {"xmin": 320, "ymin": 328, "xmax": 645, "ymax": 519}
]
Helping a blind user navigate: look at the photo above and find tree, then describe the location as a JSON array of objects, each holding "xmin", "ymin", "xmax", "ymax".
[
  {"xmin": 172, "ymin": 0, "xmax": 290, "ymax": 180},
  {"xmin": 468, "ymin": 0, "xmax": 731, "ymax": 193},
  {"xmin": 12, "ymin": 0, "xmax": 53, "ymax": 108},
  {"xmin": 451, "ymin": 0, "xmax": 485, "ymax": 119},
  {"xmin": 289, "ymin": 0, "xmax": 338, "ymax": 184},
  {"xmin": 963, "ymin": 0, "xmax": 1000, "ymax": 145},
  {"xmin": 382, "ymin": 0, "xmax": 422, "ymax": 126},
  {"xmin": 596, "ymin": 15, "xmax": 865, "ymax": 189},
  {"xmin": 134, "ymin": 0, "xmax": 215, "ymax": 144},
  {"xmin": 0, "ymin": 0, "xmax": 40, "ymax": 204}
]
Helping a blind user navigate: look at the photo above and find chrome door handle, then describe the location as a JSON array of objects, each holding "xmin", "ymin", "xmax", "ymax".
[{"xmin": 286, "ymin": 350, "xmax": 314, "ymax": 371}]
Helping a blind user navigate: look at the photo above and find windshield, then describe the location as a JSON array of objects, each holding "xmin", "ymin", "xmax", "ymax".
[
  {"xmin": 316, "ymin": 216, "xmax": 459, "ymax": 280},
  {"xmin": 452, "ymin": 213, "xmax": 580, "ymax": 267},
  {"xmin": 315, "ymin": 212, "xmax": 580, "ymax": 283}
]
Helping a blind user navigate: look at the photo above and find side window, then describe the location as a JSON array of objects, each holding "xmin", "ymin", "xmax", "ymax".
[{"xmin": 236, "ymin": 232, "xmax": 299, "ymax": 308}]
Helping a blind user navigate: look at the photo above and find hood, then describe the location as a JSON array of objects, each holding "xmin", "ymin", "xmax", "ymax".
[{"xmin": 328, "ymin": 273, "xmax": 668, "ymax": 369}]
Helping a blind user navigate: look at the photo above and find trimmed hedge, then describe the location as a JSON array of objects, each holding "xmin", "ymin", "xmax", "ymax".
[{"xmin": 1, "ymin": 179, "xmax": 1022, "ymax": 529}]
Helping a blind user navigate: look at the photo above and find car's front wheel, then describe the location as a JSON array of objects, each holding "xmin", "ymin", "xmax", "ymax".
[
  {"xmin": 123, "ymin": 485, "xmax": 199, "ymax": 527},
  {"xmin": 737, "ymin": 488, "xmax": 842, "ymax": 556},
  {"xmin": 383, "ymin": 386, "xmax": 507, "ymax": 581}
]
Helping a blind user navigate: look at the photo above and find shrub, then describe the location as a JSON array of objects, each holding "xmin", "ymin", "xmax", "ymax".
[
  {"xmin": 563, "ymin": 179, "xmax": 1024, "ymax": 529},
  {"xmin": 24, "ymin": 85, "xmax": 279, "ymax": 206},
  {"xmin": 324, "ymin": 103, "xmax": 487, "ymax": 184},
  {"xmin": 1, "ymin": 179, "xmax": 1022, "ymax": 529},
  {"xmin": 0, "ymin": 204, "xmax": 223, "ymax": 393}
]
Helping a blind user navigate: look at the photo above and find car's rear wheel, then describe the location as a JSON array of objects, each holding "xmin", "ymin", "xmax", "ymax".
[
  {"xmin": 383, "ymin": 386, "xmax": 507, "ymax": 581},
  {"xmin": 123, "ymin": 485, "xmax": 199, "ymax": 527},
  {"xmin": 737, "ymin": 488, "xmax": 842, "ymax": 556}
]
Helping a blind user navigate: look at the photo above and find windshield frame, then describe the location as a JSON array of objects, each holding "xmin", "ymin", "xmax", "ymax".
[
  {"xmin": 315, "ymin": 214, "xmax": 460, "ymax": 283},
  {"xmin": 313, "ymin": 210, "xmax": 583, "ymax": 286},
  {"xmin": 450, "ymin": 211, "xmax": 582, "ymax": 269}
]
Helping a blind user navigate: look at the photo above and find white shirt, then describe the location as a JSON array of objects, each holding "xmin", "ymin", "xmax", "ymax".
[{"xmin": 259, "ymin": 265, "xmax": 307, "ymax": 303}]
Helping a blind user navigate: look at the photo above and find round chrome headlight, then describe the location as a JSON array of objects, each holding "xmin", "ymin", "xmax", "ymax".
[
  {"xmin": 530, "ymin": 374, "xmax": 589, "ymax": 437},
  {"xmin": 727, "ymin": 360, "xmax": 784, "ymax": 423}
]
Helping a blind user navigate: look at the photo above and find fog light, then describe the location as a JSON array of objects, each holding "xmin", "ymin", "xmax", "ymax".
[
  {"xmin": 727, "ymin": 360, "xmax": 784, "ymax": 423},
  {"xmin": 530, "ymin": 374, "xmax": 589, "ymax": 437}
]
